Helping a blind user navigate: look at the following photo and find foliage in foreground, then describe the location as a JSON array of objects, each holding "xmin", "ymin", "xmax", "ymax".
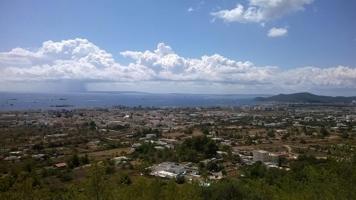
[{"xmin": 0, "ymin": 153, "xmax": 356, "ymax": 200}]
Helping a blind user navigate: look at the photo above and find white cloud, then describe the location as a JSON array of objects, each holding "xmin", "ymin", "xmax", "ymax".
[
  {"xmin": 268, "ymin": 27, "xmax": 288, "ymax": 37},
  {"xmin": 121, "ymin": 43, "xmax": 277, "ymax": 83},
  {"xmin": 187, "ymin": 1, "xmax": 205, "ymax": 13},
  {"xmin": 1, "ymin": 38, "xmax": 356, "ymax": 94},
  {"xmin": 0, "ymin": 38, "xmax": 154, "ymax": 82},
  {"xmin": 211, "ymin": 0, "xmax": 313, "ymax": 23}
]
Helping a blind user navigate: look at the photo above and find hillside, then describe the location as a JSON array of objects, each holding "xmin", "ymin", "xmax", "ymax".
[{"xmin": 255, "ymin": 92, "xmax": 356, "ymax": 103}]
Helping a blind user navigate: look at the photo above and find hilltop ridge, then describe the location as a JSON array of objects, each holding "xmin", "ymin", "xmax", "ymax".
[{"xmin": 255, "ymin": 92, "xmax": 356, "ymax": 103}]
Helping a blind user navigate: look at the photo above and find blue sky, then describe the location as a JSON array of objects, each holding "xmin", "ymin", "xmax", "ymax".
[{"xmin": 0, "ymin": 0, "xmax": 356, "ymax": 95}]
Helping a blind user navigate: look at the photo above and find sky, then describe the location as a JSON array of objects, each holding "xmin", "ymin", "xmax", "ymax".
[{"xmin": 0, "ymin": 0, "xmax": 355, "ymax": 95}]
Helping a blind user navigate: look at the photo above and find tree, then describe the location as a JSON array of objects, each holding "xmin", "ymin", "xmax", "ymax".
[
  {"xmin": 81, "ymin": 154, "xmax": 90, "ymax": 165},
  {"xmin": 89, "ymin": 121, "xmax": 97, "ymax": 131},
  {"xmin": 68, "ymin": 154, "xmax": 80, "ymax": 168},
  {"xmin": 177, "ymin": 136, "xmax": 218, "ymax": 162},
  {"xmin": 267, "ymin": 129, "xmax": 275, "ymax": 138},
  {"xmin": 245, "ymin": 136, "xmax": 253, "ymax": 145},
  {"xmin": 206, "ymin": 162, "xmax": 222, "ymax": 172},
  {"xmin": 320, "ymin": 126, "xmax": 330, "ymax": 137},
  {"xmin": 85, "ymin": 164, "xmax": 107, "ymax": 200},
  {"xmin": 247, "ymin": 162, "xmax": 267, "ymax": 178},
  {"xmin": 118, "ymin": 173, "xmax": 132, "ymax": 185},
  {"xmin": 341, "ymin": 131, "xmax": 349, "ymax": 139},
  {"xmin": 175, "ymin": 175, "xmax": 185, "ymax": 184},
  {"xmin": 202, "ymin": 127, "xmax": 210, "ymax": 135},
  {"xmin": 32, "ymin": 143, "xmax": 44, "ymax": 151}
]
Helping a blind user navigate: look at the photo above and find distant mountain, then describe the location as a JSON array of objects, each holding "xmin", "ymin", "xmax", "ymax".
[{"xmin": 255, "ymin": 92, "xmax": 356, "ymax": 103}]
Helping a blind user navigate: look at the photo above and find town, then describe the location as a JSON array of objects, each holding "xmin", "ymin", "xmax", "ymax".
[{"xmin": 0, "ymin": 104, "xmax": 355, "ymax": 199}]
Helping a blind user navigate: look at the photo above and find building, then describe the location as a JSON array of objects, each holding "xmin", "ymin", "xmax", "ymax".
[
  {"xmin": 54, "ymin": 162, "xmax": 67, "ymax": 168},
  {"xmin": 150, "ymin": 162, "xmax": 186, "ymax": 179},
  {"xmin": 253, "ymin": 150, "xmax": 270, "ymax": 162},
  {"xmin": 112, "ymin": 156, "xmax": 130, "ymax": 165},
  {"xmin": 268, "ymin": 153, "xmax": 280, "ymax": 165},
  {"xmin": 253, "ymin": 150, "xmax": 279, "ymax": 166}
]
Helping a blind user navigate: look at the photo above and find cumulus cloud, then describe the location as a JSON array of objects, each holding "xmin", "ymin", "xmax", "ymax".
[
  {"xmin": 268, "ymin": 27, "xmax": 288, "ymax": 37},
  {"xmin": 121, "ymin": 43, "xmax": 277, "ymax": 83},
  {"xmin": 0, "ymin": 38, "xmax": 153, "ymax": 82},
  {"xmin": 211, "ymin": 0, "xmax": 313, "ymax": 23},
  {"xmin": 1, "ymin": 38, "xmax": 356, "ymax": 94}
]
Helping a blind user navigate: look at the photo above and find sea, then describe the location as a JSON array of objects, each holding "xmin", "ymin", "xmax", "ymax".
[{"xmin": 0, "ymin": 92, "xmax": 261, "ymax": 111}]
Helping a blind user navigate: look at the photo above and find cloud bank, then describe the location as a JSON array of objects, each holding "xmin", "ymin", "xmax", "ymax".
[
  {"xmin": 0, "ymin": 38, "xmax": 356, "ymax": 94},
  {"xmin": 211, "ymin": 0, "xmax": 313, "ymax": 23}
]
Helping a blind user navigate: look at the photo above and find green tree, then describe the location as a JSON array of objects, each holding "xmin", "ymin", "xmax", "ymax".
[
  {"xmin": 89, "ymin": 121, "xmax": 97, "ymax": 131},
  {"xmin": 68, "ymin": 154, "xmax": 80, "ymax": 168},
  {"xmin": 320, "ymin": 126, "xmax": 329, "ymax": 137},
  {"xmin": 85, "ymin": 164, "xmax": 108, "ymax": 200}
]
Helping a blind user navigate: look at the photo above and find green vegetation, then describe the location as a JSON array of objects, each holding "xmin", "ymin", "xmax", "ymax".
[
  {"xmin": 132, "ymin": 136, "xmax": 218, "ymax": 164},
  {"xmin": 68, "ymin": 154, "xmax": 90, "ymax": 168},
  {"xmin": 176, "ymin": 136, "xmax": 218, "ymax": 162},
  {"xmin": 1, "ymin": 153, "xmax": 355, "ymax": 200},
  {"xmin": 132, "ymin": 142, "xmax": 177, "ymax": 163},
  {"xmin": 0, "ymin": 106, "xmax": 355, "ymax": 200}
]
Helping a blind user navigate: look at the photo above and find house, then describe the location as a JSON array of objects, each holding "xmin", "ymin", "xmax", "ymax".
[
  {"xmin": 209, "ymin": 171, "xmax": 224, "ymax": 180},
  {"xmin": 4, "ymin": 156, "xmax": 21, "ymax": 161},
  {"xmin": 9, "ymin": 151, "xmax": 22, "ymax": 156},
  {"xmin": 145, "ymin": 134, "xmax": 157, "ymax": 139},
  {"xmin": 54, "ymin": 162, "xmax": 67, "ymax": 168},
  {"xmin": 150, "ymin": 162, "xmax": 187, "ymax": 179},
  {"xmin": 32, "ymin": 154, "xmax": 46, "ymax": 160},
  {"xmin": 131, "ymin": 143, "xmax": 142, "ymax": 148},
  {"xmin": 112, "ymin": 156, "xmax": 130, "ymax": 165},
  {"xmin": 154, "ymin": 146, "xmax": 165, "ymax": 150},
  {"xmin": 216, "ymin": 151, "xmax": 228, "ymax": 157},
  {"xmin": 253, "ymin": 150, "xmax": 280, "ymax": 166},
  {"xmin": 253, "ymin": 150, "xmax": 270, "ymax": 162}
]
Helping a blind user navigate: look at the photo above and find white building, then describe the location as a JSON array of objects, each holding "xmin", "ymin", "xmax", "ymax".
[
  {"xmin": 253, "ymin": 150, "xmax": 279, "ymax": 166},
  {"xmin": 253, "ymin": 150, "xmax": 269, "ymax": 162},
  {"xmin": 150, "ymin": 162, "xmax": 186, "ymax": 179}
]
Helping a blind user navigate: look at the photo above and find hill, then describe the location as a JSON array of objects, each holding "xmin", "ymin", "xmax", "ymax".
[{"xmin": 255, "ymin": 92, "xmax": 356, "ymax": 103}]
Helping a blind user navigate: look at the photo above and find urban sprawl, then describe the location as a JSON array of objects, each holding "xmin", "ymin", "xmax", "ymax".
[{"xmin": 0, "ymin": 104, "xmax": 355, "ymax": 199}]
